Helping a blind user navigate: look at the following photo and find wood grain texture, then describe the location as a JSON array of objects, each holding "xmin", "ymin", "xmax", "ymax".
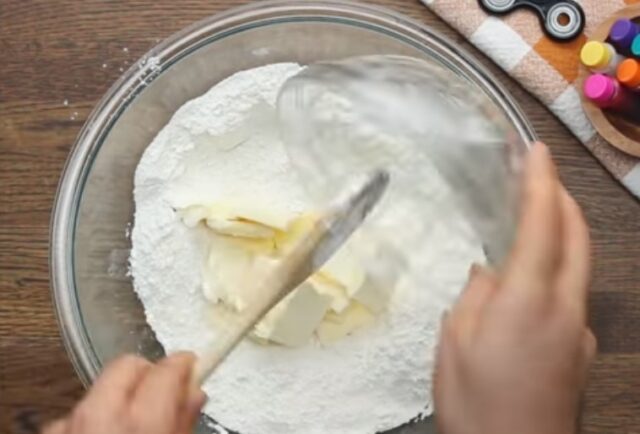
[{"xmin": 1, "ymin": 1, "xmax": 639, "ymax": 433}]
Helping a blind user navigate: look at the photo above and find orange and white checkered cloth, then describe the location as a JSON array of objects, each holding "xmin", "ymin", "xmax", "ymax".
[{"xmin": 421, "ymin": 0, "xmax": 640, "ymax": 198}]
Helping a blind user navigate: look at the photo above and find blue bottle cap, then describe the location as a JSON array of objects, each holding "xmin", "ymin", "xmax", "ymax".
[{"xmin": 632, "ymin": 34, "xmax": 640, "ymax": 57}]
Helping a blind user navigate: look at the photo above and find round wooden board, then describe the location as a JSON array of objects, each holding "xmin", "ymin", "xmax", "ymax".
[{"xmin": 579, "ymin": 4, "xmax": 640, "ymax": 157}]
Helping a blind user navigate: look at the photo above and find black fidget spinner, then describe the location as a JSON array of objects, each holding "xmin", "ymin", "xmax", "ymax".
[{"xmin": 478, "ymin": 0, "xmax": 585, "ymax": 42}]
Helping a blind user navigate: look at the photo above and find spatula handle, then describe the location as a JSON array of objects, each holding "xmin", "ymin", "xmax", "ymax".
[{"xmin": 193, "ymin": 309, "xmax": 260, "ymax": 384}]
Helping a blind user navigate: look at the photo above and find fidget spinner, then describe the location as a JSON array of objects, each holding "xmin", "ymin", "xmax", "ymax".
[{"xmin": 478, "ymin": 0, "xmax": 585, "ymax": 42}]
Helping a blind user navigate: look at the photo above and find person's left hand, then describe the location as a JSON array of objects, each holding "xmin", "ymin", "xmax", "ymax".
[{"xmin": 42, "ymin": 353, "xmax": 206, "ymax": 434}]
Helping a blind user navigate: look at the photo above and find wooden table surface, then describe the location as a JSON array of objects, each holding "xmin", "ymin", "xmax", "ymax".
[{"xmin": 1, "ymin": 1, "xmax": 639, "ymax": 433}]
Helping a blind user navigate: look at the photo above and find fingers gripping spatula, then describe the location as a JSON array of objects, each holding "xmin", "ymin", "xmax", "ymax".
[{"xmin": 194, "ymin": 170, "xmax": 390, "ymax": 384}]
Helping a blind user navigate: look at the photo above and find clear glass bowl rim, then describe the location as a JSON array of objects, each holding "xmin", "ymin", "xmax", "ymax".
[{"xmin": 50, "ymin": 0, "xmax": 537, "ymax": 387}]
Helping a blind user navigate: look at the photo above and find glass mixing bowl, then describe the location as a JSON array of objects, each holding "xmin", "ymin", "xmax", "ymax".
[{"xmin": 50, "ymin": 1, "xmax": 536, "ymax": 432}]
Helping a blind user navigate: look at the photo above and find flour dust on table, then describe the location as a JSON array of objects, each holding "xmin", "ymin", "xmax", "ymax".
[{"xmin": 130, "ymin": 63, "xmax": 484, "ymax": 434}]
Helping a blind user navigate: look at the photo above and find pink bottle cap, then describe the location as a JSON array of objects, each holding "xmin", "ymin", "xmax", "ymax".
[{"xmin": 583, "ymin": 74, "xmax": 616, "ymax": 106}]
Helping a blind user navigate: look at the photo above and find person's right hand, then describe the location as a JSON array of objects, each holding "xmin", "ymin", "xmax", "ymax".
[
  {"xmin": 435, "ymin": 142, "xmax": 596, "ymax": 434},
  {"xmin": 42, "ymin": 353, "xmax": 206, "ymax": 434}
]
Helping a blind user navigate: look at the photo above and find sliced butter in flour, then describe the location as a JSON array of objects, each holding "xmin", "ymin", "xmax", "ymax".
[
  {"xmin": 179, "ymin": 203, "xmax": 297, "ymax": 239},
  {"xmin": 253, "ymin": 282, "xmax": 332, "ymax": 347},
  {"xmin": 309, "ymin": 275, "xmax": 350, "ymax": 314}
]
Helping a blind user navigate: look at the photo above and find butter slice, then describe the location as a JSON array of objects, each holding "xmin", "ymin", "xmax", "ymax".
[
  {"xmin": 202, "ymin": 240, "xmax": 253, "ymax": 310},
  {"xmin": 317, "ymin": 302, "xmax": 375, "ymax": 344},
  {"xmin": 205, "ymin": 217, "xmax": 275, "ymax": 239},
  {"xmin": 309, "ymin": 275, "xmax": 350, "ymax": 314},
  {"xmin": 350, "ymin": 278, "xmax": 393, "ymax": 314},
  {"xmin": 209, "ymin": 202, "xmax": 294, "ymax": 232},
  {"xmin": 225, "ymin": 236, "xmax": 276, "ymax": 256},
  {"xmin": 253, "ymin": 282, "xmax": 332, "ymax": 347},
  {"xmin": 182, "ymin": 203, "xmax": 391, "ymax": 347},
  {"xmin": 179, "ymin": 203, "xmax": 296, "ymax": 239},
  {"xmin": 273, "ymin": 214, "xmax": 317, "ymax": 253},
  {"xmin": 321, "ymin": 247, "xmax": 395, "ymax": 314},
  {"xmin": 178, "ymin": 205, "xmax": 210, "ymax": 228},
  {"xmin": 318, "ymin": 247, "xmax": 366, "ymax": 295}
]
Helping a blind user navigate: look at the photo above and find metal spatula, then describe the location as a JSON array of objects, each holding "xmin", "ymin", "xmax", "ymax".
[{"xmin": 194, "ymin": 169, "xmax": 389, "ymax": 384}]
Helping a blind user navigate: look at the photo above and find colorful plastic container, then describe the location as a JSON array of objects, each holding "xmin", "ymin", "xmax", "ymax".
[
  {"xmin": 584, "ymin": 74, "xmax": 639, "ymax": 113},
  {"xmin": 580, "ymin": 41, "xmax": 624, "ymax": 75},
  {"xmin": 609, "ymin": 19, "xmax": 640, "ymax": 54},
  {"xmin": 632, "ymin": 34, "xmax": 640, "ymax": 57},
  {"xmin": 617, "ymin": 58, "xmax": 640, "ymax": 90}
]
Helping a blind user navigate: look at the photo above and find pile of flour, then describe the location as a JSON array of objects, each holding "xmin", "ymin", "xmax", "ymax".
[{"xmin": 130, "ymin": 63, "xmax": 484, "ymax": 434}]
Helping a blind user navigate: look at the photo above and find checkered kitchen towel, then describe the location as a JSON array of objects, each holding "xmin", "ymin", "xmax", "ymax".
[{"xmin": 420, "ymin": 0, "xmax": 640, "ymax": 198}]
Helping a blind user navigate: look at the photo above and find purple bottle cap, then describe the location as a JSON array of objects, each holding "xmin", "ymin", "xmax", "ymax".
[
  {"xmin": 584, "ymin": 74, "xmax": 616, "ymax": 107},
  {"xmin": 610, "ymin": 19, "xmax": 640, "ymax": 49}
]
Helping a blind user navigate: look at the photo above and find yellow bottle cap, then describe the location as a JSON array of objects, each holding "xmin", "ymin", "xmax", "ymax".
[{"xmin": 581, "ymin": 41, "xmax": 612, "ymax": 70}]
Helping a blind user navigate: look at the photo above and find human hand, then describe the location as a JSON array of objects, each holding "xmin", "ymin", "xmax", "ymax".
[
  {"xmin": 434, "ymin": 142, "xmax": 596, "ymax": 434},
  {"xmin": 43, "ymin": 353, "xmax": 206, "ymax": 434}
]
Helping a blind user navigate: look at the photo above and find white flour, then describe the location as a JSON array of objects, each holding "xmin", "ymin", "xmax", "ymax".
[{"xmin": 130, "ymin": 63, "xmax": 485, "ymax": 434}]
